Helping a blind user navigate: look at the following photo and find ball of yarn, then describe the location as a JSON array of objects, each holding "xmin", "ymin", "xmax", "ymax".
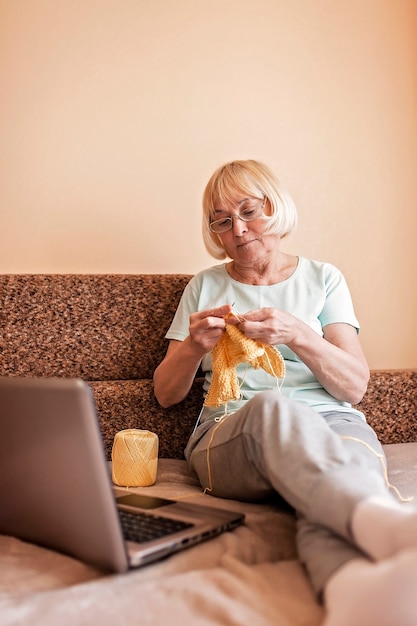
[{"xmin": 112, "ymin": 429, "xmax": 159, "ymax": 487}]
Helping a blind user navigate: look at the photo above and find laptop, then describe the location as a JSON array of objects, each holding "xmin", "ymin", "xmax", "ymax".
[{"xmin": 0, "ymin": 377, "xmax": 244, "ymax": 572}]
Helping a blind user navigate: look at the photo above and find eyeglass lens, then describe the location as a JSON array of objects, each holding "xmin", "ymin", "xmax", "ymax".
[{"xmin": 209, "ymin": 198, "xmax": 265, "ymax": 233}]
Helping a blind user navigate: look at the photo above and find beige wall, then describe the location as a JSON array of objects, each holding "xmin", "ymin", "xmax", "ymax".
[{"xmin": 1, "ymin": 0, "xmax": 416, "ymax": 369}]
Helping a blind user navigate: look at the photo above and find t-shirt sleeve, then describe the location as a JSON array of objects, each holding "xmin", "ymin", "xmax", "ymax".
[
  {"xmin": 318, "ymin": 265, "xmax": 360, "ymax": 331},
  {"xmin": 165, "ymin": 277, "xmax": 200, "ymax": 341}
]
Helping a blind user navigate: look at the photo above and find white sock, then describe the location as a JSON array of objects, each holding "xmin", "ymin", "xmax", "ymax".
[
  {"xmin": 323, "ymin": 551, "xmax": 417, "ymax": 626},
  {"xmin": 351, "ymin": 496, "xmax": 417, "ymax": 561}
]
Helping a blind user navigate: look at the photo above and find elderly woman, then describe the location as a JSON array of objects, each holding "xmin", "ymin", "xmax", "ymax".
[{"xmin": 154, "ymin": 160, "xmax": 417, "ymax": 624}]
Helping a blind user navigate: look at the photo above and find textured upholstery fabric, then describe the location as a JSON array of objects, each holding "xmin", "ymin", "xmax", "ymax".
[
  {"xmin": 0, "ymin": 274, "xmax": 190, "ymax": 379},
  {"xmin": 0, "ymin": 274, "xmax": 416, "ymax": 460}
]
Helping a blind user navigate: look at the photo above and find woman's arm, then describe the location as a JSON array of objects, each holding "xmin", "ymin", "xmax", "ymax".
[
  {"xmin": 236, "ymin": 308, "xmax": 369, "ymax": 405},
  {"xmin": 292, "ymin": 321, "xmax": 369, "ymax": 404},
  {"xmin": 153, "ymin": 304, "xmax": 232, "ymax": 408}
]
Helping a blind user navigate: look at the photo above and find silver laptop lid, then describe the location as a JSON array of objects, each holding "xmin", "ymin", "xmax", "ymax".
[{"xmin": 0, "ymin": 377, "xmax": 129, "ymax": 572}]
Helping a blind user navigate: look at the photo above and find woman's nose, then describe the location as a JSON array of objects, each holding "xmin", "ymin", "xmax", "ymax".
[{"xmin": 231, "ymin": 215, "xmax": 248, "ymax": 235}]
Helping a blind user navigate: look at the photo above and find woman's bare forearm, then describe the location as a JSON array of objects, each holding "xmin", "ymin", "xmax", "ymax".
[
  {"xmin": 154, "ymin": 305, "xmax": 232, "ymax": 408},
  {"xmin": 287, "ymin": 322, "xmax": 370, "ymax": 404},
  {"xmin": 153, "ymin": 337, "xmax": 205, "ymax": 408}
]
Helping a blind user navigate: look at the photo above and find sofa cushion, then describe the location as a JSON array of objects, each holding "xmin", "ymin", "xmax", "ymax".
[
  {"xmin": 90, "ymin": 380, "xmax": 203, "ymax": 460},
  {"xmin": 90, "ymin": 372, "xmax": 417, "ymax": 461}
]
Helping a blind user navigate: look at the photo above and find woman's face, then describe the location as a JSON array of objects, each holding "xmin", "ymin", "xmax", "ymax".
[{"xmin": 213, "ymin": 196, "xmax": 279, "ymax": 264}]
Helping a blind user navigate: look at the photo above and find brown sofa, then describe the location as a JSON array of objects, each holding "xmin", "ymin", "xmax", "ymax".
[{"xmin": 0, "ymin": 273, "xmax": 416, "ymax": 626}]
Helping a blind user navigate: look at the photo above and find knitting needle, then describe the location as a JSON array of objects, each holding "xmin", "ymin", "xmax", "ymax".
[{"xmin": 229, "ymin": 302, "xmax": 245, "ymax": 322}]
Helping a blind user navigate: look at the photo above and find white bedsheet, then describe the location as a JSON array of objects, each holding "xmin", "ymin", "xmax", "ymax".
[
  {"xmin": 0, "ymin": 459, "xmax": 324, "ymax": 626},
  {"xmin": 2, "ymin": 444, "xmax": 416, "ymax": 626}
]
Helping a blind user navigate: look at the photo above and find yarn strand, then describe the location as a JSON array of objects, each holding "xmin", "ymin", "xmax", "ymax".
[{"xmin": 339, "ymin": 435, "xmax": 413, "ymax": 503}]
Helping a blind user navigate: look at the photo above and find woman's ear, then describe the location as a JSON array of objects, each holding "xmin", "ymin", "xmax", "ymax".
[{"xmin": 264, "ymin": 197, "xmax": 273, "ymax": 217}]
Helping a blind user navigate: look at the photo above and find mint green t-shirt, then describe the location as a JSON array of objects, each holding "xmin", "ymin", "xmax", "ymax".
[{"xmin": 166, "ymin": 258, "xmax": 365, "ymax": 421}]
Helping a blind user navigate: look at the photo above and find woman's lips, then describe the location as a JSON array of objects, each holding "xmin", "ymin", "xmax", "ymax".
[{"xmin": 236, "ymin": 239, "xmax": 256, "ymax": 248}]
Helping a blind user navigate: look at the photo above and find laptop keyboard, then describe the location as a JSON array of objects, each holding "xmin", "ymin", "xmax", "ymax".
[{"xmin": 119, "ymin": 509, "xmax": 194, "ymax": 544}]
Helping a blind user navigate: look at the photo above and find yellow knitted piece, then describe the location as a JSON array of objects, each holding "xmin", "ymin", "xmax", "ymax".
[{"xmin": 204, "ymin": 316, "xmax": 286, "ymax": 407}]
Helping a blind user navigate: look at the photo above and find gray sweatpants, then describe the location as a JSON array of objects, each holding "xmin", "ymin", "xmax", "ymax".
[{"xmin": 185, "ymin": 390, "xmax": 395, "ymax": 595}]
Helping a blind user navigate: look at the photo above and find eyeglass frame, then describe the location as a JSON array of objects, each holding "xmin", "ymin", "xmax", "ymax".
[{"xmin": 209, "ymin": 197, "xmax": 267, "ymax": 233}]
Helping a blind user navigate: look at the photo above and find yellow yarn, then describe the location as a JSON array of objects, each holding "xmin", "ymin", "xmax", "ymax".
[
  {"xmin": 112, "ymin": 429, "xmax": 159, "ymax": 487},
  {"xmin": 339, "ymin": 436, "xmax": 414, "ymax": 503},
  {"xmin": 204, "ymin": 314, "xmax": 286, "ymax": 407}
]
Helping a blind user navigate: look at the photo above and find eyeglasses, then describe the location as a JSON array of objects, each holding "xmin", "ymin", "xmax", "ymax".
[{"xmin": 209, "ymin": 198, "xmax": 267, "ymax": 233}]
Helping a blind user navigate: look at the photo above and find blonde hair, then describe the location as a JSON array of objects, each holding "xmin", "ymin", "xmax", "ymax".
[{"xmin": 202, "ymin": 160, "xmax": 298, "ymax": 260}]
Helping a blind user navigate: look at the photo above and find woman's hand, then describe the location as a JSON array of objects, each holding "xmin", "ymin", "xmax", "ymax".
[
  {"xmin": 153, "ymin": 304, "xmax": 232, "ymax": 408},
  {"xmin": 188, "ymin": 304, "xmax": 233, "ymax": 357},
  {"xmin": 230, "ymin": 307, "xmax": 296, "ymax": 346},
  {"xmin": 230, "ymin": 306, "xmax": 369, "ymax": 405}
]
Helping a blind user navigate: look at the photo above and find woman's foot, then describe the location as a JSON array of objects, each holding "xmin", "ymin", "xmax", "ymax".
[
  {"xmin": 351, "ymin": 496, "xmax": 417, "ymax": 561},
  {"xmin": 323, "ymin": 550, "xmax": 417, "ymax": 626}
]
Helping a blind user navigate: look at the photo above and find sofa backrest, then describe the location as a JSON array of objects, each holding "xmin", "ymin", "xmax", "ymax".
[
  {"xmin": 1, "ymin": 274, "xmax": 416, "ymax": 458},
  {"xmin": 0, "ymin": 274, "xmax": 191, "ymax": 380}
]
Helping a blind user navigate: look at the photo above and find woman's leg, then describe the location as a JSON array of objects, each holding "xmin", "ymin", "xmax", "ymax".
[
  {"xmin": 188, "ymin": 391, "xmax": 417, "ymax": 603},
  {"xmin": 188, "ymin": 391, "xmax": 393, "ymax": 540},
  {"xmin": 325, "ymin": 410, "xmax": 417, "ymax": 561},
  {"xmin": 294, "ymin": 407, "xmax": 417, "ymax": 624}
]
